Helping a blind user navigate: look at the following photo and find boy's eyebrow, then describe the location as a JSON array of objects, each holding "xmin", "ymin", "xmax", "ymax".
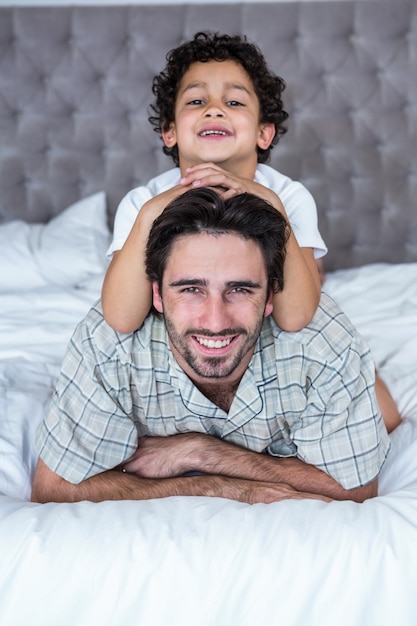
[{"xmin": 180, "ymin": 81, "xmax": 252, "ymax": 95}]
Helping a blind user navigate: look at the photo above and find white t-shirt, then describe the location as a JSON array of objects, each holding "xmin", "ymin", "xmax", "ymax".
[{"xmin": 107, "ymin": 164, "xmax": 327, "ymax": 258}]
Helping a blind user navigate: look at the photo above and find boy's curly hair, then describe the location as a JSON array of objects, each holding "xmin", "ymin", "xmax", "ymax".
[{"xmin": 148, "ymin": 31, "xmax": 288, "ymax": 166}]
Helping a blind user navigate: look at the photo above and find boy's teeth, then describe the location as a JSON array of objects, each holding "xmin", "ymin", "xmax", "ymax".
[
  {"xmin": 201, "ymin": 130, "xmax": 227, "ymax": 136},
  {"xmin": 197, "ymin": 337, "xmax": 231, "ymax": 348}
]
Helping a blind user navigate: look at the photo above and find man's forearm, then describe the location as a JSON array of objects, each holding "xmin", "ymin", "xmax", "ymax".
[
  {"xmin": 32, "ymin": 459, "xmax": 214, "ymax": 504},
  {"xmin": 194, "ymin": 436, "xmax": 377, "ymax": 502},
  {"xmin": 34, "ymin": 434, "xmax": 376, "ymax": 505},
  {"xmin": 124, "ymin": 434, "xmax": 377, "ymax": 503},
  {"xmin": 31, "ymin": 459, "xmax": 330, "ymax": 505}
]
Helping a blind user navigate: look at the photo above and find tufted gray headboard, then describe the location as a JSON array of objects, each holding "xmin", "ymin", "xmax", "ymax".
[{"xmin": 0, "ymin": 1, "xmax": 416, "ymax": 271}]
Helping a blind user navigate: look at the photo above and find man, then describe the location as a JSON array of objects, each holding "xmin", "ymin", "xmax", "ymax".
[{"xmin": 31, "ymin": 188, "xmax": 390, "ymax": 505}]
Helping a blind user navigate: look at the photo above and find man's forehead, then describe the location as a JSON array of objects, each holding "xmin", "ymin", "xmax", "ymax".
[
  {"xmin": 168, "ymin": 231, "xmax": 256, "ymax": 256},
  {"xmin": 164, "ymin": 231, "xmax": 267, "ymax": 279}
]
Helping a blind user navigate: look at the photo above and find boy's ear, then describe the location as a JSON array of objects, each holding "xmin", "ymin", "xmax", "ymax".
[
  {"xmin": 152, "ymin": 282, "xmax": 164, "ymax": 313},
  {"xmin": 257, "ymin": 123, "xmax": 276, "ymax": 150},
  {"xmin": 162, "ymin": 123, "xmax": 177, "ymax": 148}
]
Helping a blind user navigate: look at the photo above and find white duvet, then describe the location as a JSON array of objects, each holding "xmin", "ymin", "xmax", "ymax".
[{"xmin": 0, "ymin": 196, "xmax": 416, "ymax": 626}]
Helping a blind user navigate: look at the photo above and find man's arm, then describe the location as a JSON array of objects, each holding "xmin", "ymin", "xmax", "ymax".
[
  {"xmin": 120, "ymin": 434, "xmax": 378, "ymax": 503},
  {"xmin": 30, "ymin": 458, "xmax": 332, "ymax": 505}
]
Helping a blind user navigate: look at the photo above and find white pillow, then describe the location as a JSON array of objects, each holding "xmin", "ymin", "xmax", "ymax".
[{"xmin": 0, "ymin": 192, "xmax": 110, "ymax": 290}]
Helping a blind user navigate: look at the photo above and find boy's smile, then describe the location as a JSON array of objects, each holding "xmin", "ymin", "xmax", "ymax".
[{"xmin": 162, "ymin": 60, "xmax": 275, "ymax": 179}]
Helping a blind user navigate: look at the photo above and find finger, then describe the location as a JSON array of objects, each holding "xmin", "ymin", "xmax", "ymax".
[
  {"xmin": 191, "ymin": 174, "xmax": 242, "ymax": 192},
  {"xmin": 221, "ymin": 187, "xmax": 241, "ymax": 200},
  {"xmin": 184, "ymin": 162, "xmax": 221, "ymax": 175},
  {"xmin": 181, "ymin": 164, "xmax": 231, "ymax": 183},
  {"xmin": 180, "ymin": 169, "xmax": 223, "ymax": 186},
  {"xmin": 289, "ymin": 491, "xmax": 333, "ymax": 503},
  {"xmin": 122, "ymin": 458, "xmax": 141, "ymax": 473}
]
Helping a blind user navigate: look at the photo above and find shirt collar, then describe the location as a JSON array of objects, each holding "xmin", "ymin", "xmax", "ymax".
[{"xmin": 163, "ymin": 319, "xmax": 277, "ymax": 431}]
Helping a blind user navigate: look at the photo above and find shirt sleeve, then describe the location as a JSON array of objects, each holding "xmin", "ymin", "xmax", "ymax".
[
  {"xmin": 106, "ymin": 185, "xmax": 153, "ymax": 257},
  {"xmin": 107, "ymin": 169, "xmax": 181, "ymax": 257},
  {"xmin": 279, "ymin": 180, "xmax": 327, "ymax": 259},
  {"xmin": 266, "ymin": 297, "xmax": 390, "ymax": 490},
  {"xmin": 255, "ymin": 165, "xmax": 327, "ymax": 259},
  {"xmin": 293, "ymin": 336, "xmax": 389, "ymax": 489},
  {"xmin": 36, "ymin": 315, "xmax": 138, "ymax": 484}
]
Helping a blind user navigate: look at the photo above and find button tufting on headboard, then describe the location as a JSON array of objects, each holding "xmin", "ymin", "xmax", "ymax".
[{"xmin": 0, "ymin": 2, "xmax": 415, "ymax": 271}]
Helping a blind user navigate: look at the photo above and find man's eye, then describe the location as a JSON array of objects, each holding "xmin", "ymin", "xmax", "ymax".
[
  {"xmin": 182, "ymin": 287, "xmax": 201, "ymax": 293},
  {"xmin": 231, "ymin": 287, "xmax": 249, "ymax": 294}
]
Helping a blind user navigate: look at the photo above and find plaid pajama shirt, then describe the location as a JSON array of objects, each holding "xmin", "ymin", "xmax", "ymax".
[{"xmin": 37, "ymin": 293, "xmax": 390, "ymax": 490}]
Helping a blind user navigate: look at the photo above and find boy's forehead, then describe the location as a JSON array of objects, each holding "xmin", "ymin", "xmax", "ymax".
[{"xmin": 180, "ymin": 59, "xmax": 254, "ymax": 90}]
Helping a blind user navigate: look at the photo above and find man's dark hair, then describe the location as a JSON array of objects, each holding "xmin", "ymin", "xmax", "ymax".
[
  {"xmin": 148, "ymin": 31, "xmax": 288, "ymax": 166},
  {"xmin": 146, "ymin": 188, "xmax": 290, "ymax": 296}
]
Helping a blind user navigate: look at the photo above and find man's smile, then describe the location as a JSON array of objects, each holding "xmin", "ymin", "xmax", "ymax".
[
  {"xmin": 193, "ymin": 333, "xmax": 238, "ymax": 353},
  {"xmin": 195, "ymin": 336, "xmax": 232, "ymax": 348}
]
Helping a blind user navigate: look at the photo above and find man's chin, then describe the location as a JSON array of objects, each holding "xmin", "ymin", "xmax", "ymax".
[{"xmin": 189, "ymin": 356, "xmax": 239, "ymax": 380}]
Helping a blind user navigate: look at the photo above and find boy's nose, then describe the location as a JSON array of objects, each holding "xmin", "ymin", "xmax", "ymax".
[{"xmin": 204, "ymin": 103, "xmax": 225, "ymax": 117}]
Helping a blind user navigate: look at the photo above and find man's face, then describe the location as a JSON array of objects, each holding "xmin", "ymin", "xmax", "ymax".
[{"xmin": 152, "ymin": 232, "xmax": 273, "ymax": 386}]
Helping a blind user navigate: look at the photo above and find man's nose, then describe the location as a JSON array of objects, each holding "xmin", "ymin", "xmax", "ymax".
[{"xmin": 200, "ymin": 294, "xmax": 232, "ymax": 331}]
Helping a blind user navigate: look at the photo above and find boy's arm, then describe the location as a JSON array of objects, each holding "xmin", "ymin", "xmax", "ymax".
[
  {"xmin": 181, "ymin": 164, "xmax": 321, "ymax": 331},
  {"xmin": 272, "ymin": 237, "xmax": 321, "ymax": 331},
  {"xmin": 102, "ymin": 211, "xmax": 154, "ymax": 333},
  {"xmin": 102, "ymin": 185, "xmax": 190, "ymax": 333}
]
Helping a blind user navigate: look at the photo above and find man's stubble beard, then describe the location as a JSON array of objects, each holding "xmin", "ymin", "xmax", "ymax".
[{"xmin": 163, "ymin": 314, "xmax": 265, "ymax": 380}]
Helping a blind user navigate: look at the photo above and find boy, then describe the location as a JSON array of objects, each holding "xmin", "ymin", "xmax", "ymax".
[
  {"xmin": 102, "ymin": 31, "xmax": 326, "ymax": 333},
  {"xmin": 101, "ymin": 31, "xmax": 400, "ymax": 431}
]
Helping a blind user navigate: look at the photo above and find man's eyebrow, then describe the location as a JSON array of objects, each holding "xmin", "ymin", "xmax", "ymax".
[
  {"xmin": 169, "ymin": 278, "xmax": 207, "ymax": 287},
  {"xmin": 169, "ymin": 279, "xmax": 262, "ymax": 289},
  {"xmin": 227, "ymin": 280, "xmax": 262, "ymax": 289}
]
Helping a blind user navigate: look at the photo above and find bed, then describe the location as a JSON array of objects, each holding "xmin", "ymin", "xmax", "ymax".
[{"xmin": 1, "ymin": 2, "xmax": 416, "ymax": 625}]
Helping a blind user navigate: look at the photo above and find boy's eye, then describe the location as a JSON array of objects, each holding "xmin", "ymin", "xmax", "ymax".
[{"xmin": 185, "ymin": 99, "xmax": 244, "ymax": 107}]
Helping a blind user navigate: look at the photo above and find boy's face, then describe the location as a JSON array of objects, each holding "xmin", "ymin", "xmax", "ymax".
[{"xmin": 162, "ymin": 60, "xmax": 275, "ymax": 178}]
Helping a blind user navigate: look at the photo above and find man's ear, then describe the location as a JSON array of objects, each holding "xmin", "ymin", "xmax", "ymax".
[
  {"xmin": 257, "ymin": 123, "xmax": 276, "ymax": 151},
  {"xmin": 152, "ymin": 282, "xmax": 164, "ymax": 313},
  {"xmin": 264, "ymin": 290, "xmax": 274, "ymax": 318},
  {"xmin": 162, "ymin": 122, "xmax": 177, "ymax": 148}
]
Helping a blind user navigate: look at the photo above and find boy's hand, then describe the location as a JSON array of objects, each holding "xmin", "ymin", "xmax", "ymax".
[
  {"xmin": 180, "ymin": 163, "xmax": 288, "ymax": 218},
  {"xmin": 140, "ymin": 182, "xmax": 194, "ymax": 223}
]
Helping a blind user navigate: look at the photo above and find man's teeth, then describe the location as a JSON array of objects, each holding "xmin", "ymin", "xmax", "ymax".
[
  {"xmin": 196, "ymin": 337, "xmax": 232, "ymax": 349},
  {"xmin": 200, "ymin": 130, "xmax": 227, "ymax": 136}
]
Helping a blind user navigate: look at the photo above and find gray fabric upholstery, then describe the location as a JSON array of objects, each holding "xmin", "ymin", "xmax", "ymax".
[{"xmin": 0, "ymin": 1, "xmax": 415, "ymax": 270}]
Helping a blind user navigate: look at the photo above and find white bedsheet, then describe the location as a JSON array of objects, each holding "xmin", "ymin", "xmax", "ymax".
[{"xmin": 1, "ymin": 261, "xmax": 416, "ymax": 626}]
